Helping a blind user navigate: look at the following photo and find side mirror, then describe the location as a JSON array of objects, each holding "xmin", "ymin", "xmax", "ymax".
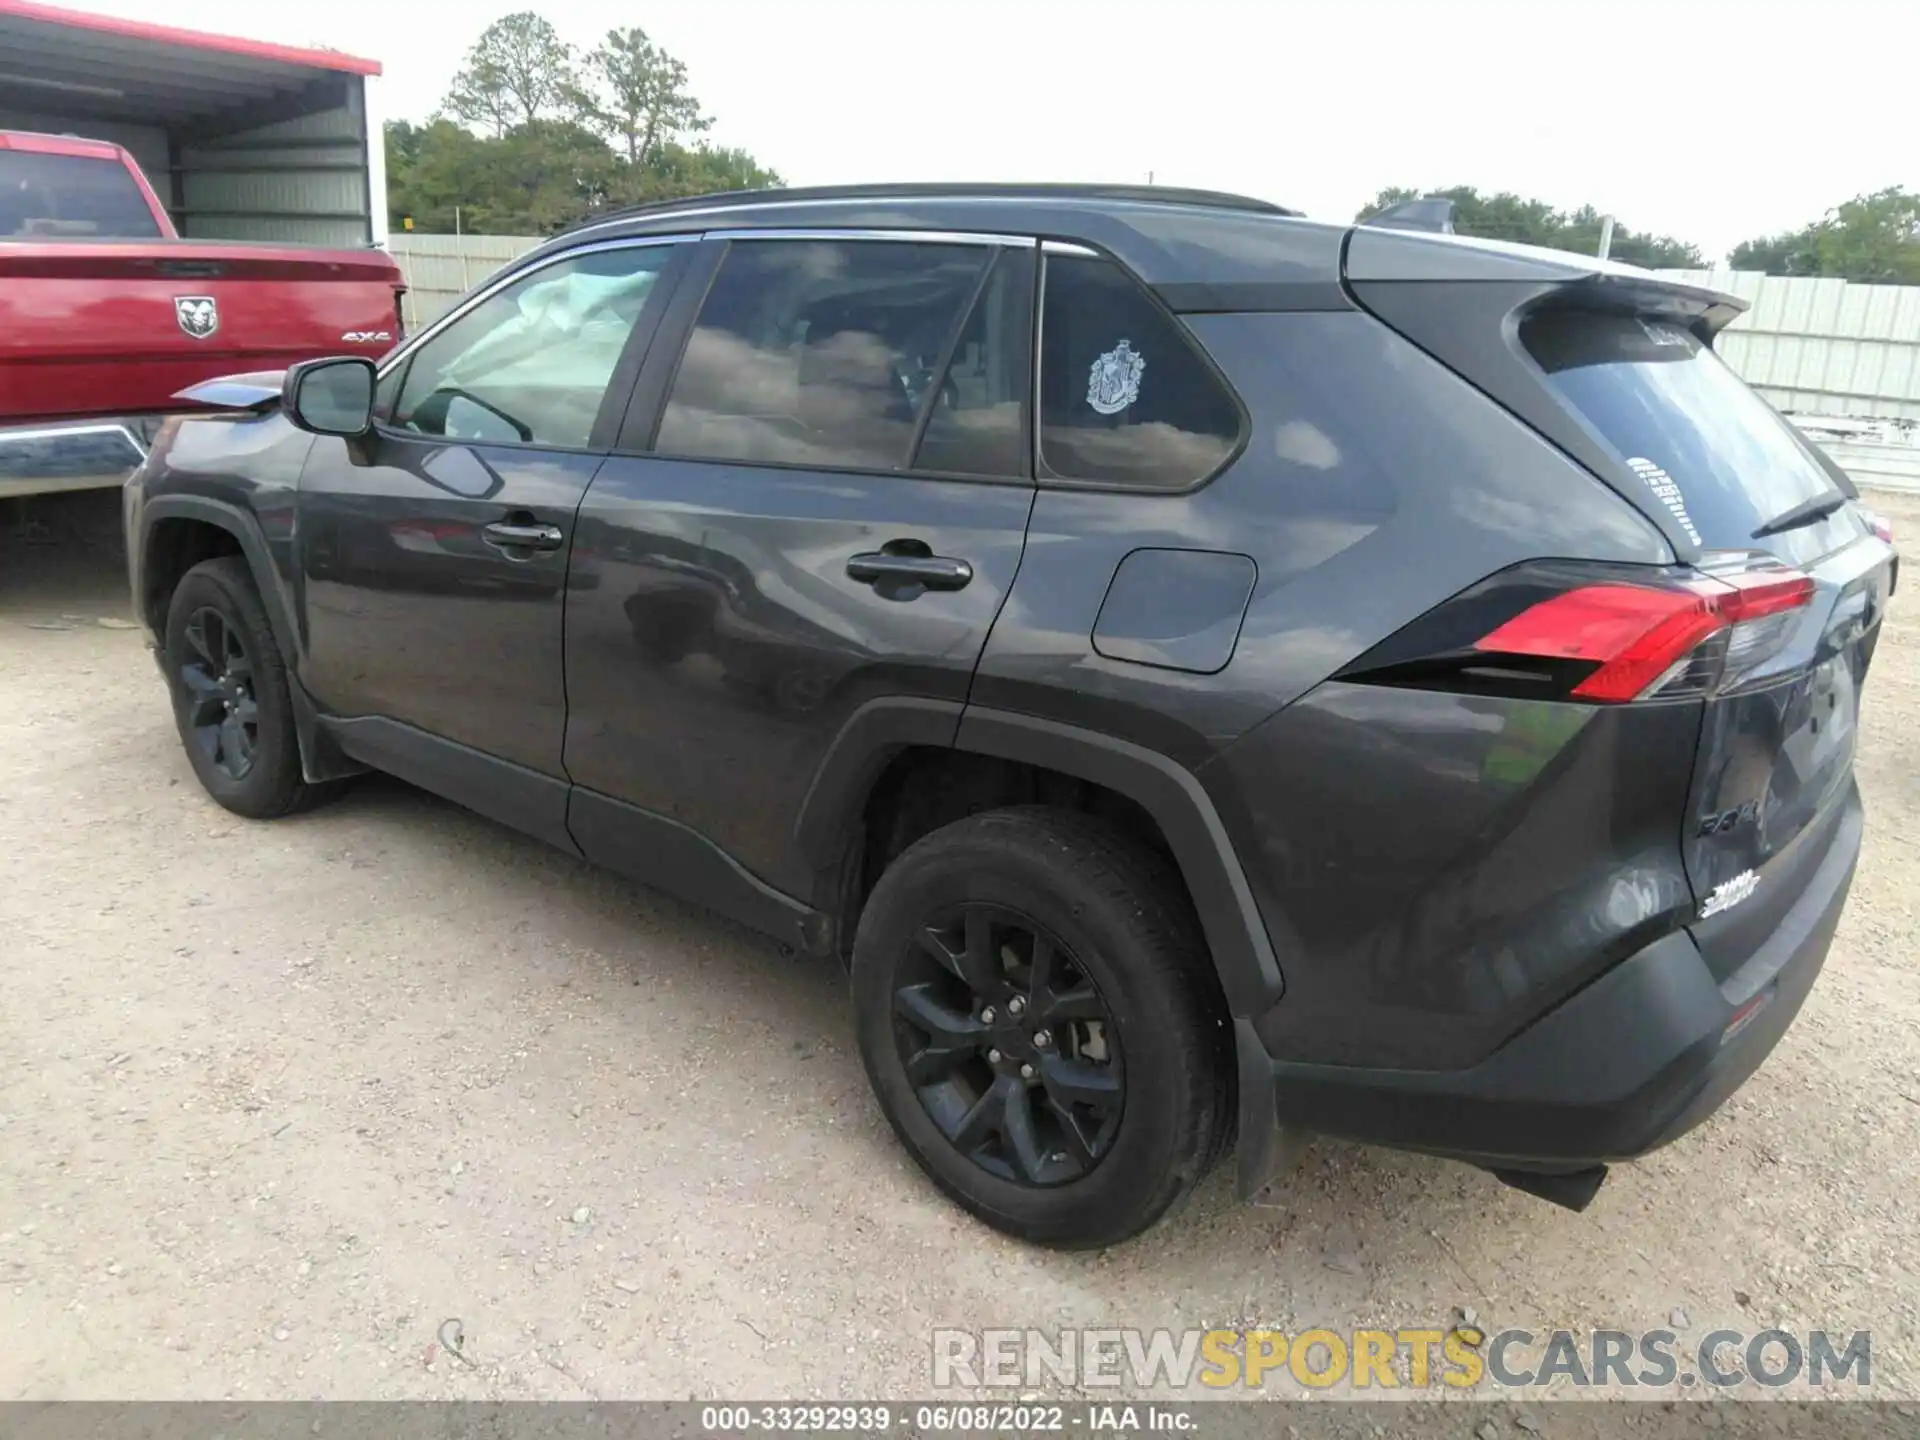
[{"xmin": 284, "ymin": 356, "xmax": 376, "ymax": 438}]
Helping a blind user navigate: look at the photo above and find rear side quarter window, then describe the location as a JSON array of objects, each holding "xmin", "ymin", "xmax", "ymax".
[{"xmin": 1037, "ymin": 253, "xmax": 1242, "ymax": 489}]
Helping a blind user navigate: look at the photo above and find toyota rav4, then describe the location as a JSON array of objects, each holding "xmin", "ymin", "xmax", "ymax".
[{"xmin": 124, "ymin": 183, "xmax": 1896, "ymax": 1248}]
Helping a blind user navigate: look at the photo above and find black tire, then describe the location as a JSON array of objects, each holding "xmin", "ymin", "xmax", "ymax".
[
  {"xmin": 852, "ymin": 806, "xmax": 1232, "ymax": 1248},
  {"xmin": 162, "ymin": 555, "xmax": 341, "ymax": 820}
]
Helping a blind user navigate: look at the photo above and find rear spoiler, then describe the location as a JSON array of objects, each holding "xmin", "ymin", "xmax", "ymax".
[
  {"xmin": 1360, "ymin": 197, "xmax": 1456, "ymax": 234},
  {"xmin": 173, "ymin": 371, "xmax": 286, "ymax": 412},
  {"xmin": 1345, "ymin": 225, "xmax": 1747, "ymax": 335}
]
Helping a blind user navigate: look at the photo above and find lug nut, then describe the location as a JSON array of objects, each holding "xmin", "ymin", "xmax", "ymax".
[
  {"xmin": 980, "ymin": 1006, "xmax": 996, "ymax": 1024},
  {"xmin": 1033, "ymin": 1029, "xmax": 1052, "ymax": 1049},
  {"xmin": 1007, "ymin": 996, "xmax": 1026, "ymax": 1016},
  {"xmin": 987, "ymin": 1048, "xmax": 1003, "ymax": 1064},
  {"xmin": 1019, "ymin": 1063, "xmax": 1035, "ymax": 1080}
]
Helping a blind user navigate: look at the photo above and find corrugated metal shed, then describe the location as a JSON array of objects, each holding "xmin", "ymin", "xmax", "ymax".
[
  {"xmin": 177, "ymin": 102, "xmax": 374, "ymax": 247},
  {"xmin": 0, "ymin": 0, "xmax": 384, "ymax": 246}
]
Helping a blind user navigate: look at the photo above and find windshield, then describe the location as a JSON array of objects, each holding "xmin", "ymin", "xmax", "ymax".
[
  {"xmin": 1522, "ymin": 310, "xmax": 1842, "ymax": 552},
  {"xmin": 0, "ymin": 151, "xmax": 162, "ymax": 239}
]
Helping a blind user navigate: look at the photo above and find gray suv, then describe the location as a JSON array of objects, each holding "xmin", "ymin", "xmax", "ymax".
[{"xmin": 125, "ymin": 184, "xmax": 1895, "ymax": 1247}]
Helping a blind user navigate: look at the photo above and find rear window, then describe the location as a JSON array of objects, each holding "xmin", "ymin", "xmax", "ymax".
[
  {"xmin": 1522, "ymin": 310, "xmax": 1840, "ymax": 550},
  {"xmin": 0, "ymin": 150, "xmax": 161, "ymax": 239}
]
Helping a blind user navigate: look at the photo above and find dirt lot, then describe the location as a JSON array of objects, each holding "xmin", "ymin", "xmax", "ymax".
[{"xmin": 1, "ymin": 489, "xmax": 1916, "ymax": 1405}]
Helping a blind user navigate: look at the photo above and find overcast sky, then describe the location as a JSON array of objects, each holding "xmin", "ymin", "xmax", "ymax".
[{"xmin": 84, "ymin": 0, "xmax": 1920, "ymax": 260}]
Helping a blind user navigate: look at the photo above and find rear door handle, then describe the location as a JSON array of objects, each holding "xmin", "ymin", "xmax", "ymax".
[
  {"xmin": 846, "ymin": 552, "xmax": 974, "ymax": 592},
  {"xmin": 482, "ymin": 520, "xmax": 564, "ymax": 552}
]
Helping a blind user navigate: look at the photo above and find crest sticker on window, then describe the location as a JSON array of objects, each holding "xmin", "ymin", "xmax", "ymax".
[{"xmin": 1086, "ymin": 340, "xmax": 1145, "ymax": 416}]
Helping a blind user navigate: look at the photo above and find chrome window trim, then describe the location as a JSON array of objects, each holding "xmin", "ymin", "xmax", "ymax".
[
  {"xmin": 374, "ymin": 234, "xmax": 693, "ymax": 381},
  {"xmin": 1041, "ymin": 240, "xmax": 1099, "ymax": 256},
  {"xmin": 699, "ymin": 227, "xmax": 1037, "ymax": 247}
]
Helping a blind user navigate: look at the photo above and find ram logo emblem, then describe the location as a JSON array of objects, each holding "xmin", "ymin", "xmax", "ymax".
[{"xmin": 174, "ymin": 296, "xmax": 219, "ymax": 339}]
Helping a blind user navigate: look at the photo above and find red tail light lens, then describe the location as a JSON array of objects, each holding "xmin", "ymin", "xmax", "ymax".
[{"xmin": 1475, "ymin": 565, "xmax": 1814, "ymax": 703}]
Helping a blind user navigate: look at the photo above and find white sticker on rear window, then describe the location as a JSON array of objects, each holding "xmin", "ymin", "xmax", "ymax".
[
  {"xmin": 1639, "ymin": 320, "xmax": 1691, "ymax": 348},
  {"xmin": 1627, "ymin": 456, "xmax": 1703, "ymax": 546}
]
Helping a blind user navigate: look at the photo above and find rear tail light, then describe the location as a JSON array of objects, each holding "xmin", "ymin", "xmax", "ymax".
[
  {"xmin": 1860, "ymin": 507, "xmax": 1894, "ymax": 544},
  {"xmin": 1475, "ymin": 560, "xmax": 1814, "ymax": 703}
]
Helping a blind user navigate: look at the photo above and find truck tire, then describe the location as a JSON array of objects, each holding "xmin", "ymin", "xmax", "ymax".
[
  {"xmin": 162, "ymin": 555, "xmax": 341, "ymax": 820},
  {"xmin": 851, "ymin": 806, "xmax": 1232, "ymax": 1248}
]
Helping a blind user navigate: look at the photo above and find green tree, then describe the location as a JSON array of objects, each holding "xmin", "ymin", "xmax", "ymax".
[
  {"xmin": 1356, "ymin": 185, "xmax": 1703, "ymax": 268},
  {"xmin": 388, "ymin": 118, "xmax": 619, "ymax": 234},
  {"xmin": 1730, "ymin": 188, "xmax": 1920, "ymax": 283},
  {"xmin": 391, "ymin": 12, "xmax": 784, "ymax": 235},
  {"xmin": 443, "ymin": 12, "xmax": 577, "ymax": 136},
  {"xmin": 571, "ymin": 26, "xmax": 710, "ymax": 172},
  {"xmin": 631, "ymin": 141, "xmax": 782, "ymax": 201},
  {"xmin": 386, "ymin": 119, "xmax": 494, "ymax": 232},
  {"xmin": 1727, "ymin": 232, "xmax": 1807, "ymax": 276}
]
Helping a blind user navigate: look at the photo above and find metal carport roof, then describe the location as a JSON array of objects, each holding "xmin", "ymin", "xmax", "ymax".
[{"xmin": 0, "ymin": 0, "xmax": 379, "ymax": 132}]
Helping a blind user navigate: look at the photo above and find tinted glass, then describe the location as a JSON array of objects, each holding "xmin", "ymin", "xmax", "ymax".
[
  {"xmin": 657, "ymin": 240, "xmax": 990, "ymax": 471},
  {"xmin": 912, "ymin": 248, "xmax": 1033, "ymax": 479},
  {"xmin": 1038, "ymin": 254, "xmax": 1240, "ymax": 488},
  {"xmin": 1523, "ymin": 311, "xmax": 1842, "ymax": 550},
  {"xmin": 394, "ymin": 246, "xmax": 669, "ymax": 449},
  {"xmin": 0, "ymin": 151, "xmax": 162, "ymax": 239}
]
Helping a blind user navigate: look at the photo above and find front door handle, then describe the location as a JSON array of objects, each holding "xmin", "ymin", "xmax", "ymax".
[
  {"xmin": 483, "ymin": 520, "xmax": 564, "ymax": 552},
  {"xmin": 846, "ymin": 552, "xmax": 974, "ymax": 593}
]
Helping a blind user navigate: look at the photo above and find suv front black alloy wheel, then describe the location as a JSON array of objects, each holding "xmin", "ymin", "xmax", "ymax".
[
  {"xmin": 163, "ymin": 556, "xmax": 341, "ymax": 820},
  {"xmin": 177, "ymin": 604, "xmax": 259, "ymax": 782}
]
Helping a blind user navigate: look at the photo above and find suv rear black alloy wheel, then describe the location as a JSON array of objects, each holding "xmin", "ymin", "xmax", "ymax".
[
  {"xmin": 894, "ymin": 904, "xmax": 1123, "ymax": 1187},
  {"xmin": 853, "ymin": 807, "xmax": 1230, "ymax": 1248},
  {"xmin": 178, "ymin": 605, "xmax": 259, "ymax": 781}
]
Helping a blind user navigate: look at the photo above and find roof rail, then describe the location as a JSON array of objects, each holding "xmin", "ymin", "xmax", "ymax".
[{"xmin": 558, "ymin": 182, "xmax": 1299, "ymax": 237}]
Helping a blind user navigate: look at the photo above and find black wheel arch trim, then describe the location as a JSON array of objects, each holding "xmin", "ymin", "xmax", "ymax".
[
  {"xmin": 137, "ymin": 494, "xmax": 359, "ymax": 785},
  {"xmin": 139, "ymin": 494, "xmax": 297, "ymax": 664},
  {"xmin": 949, "ymin": 708, "xmax": 1285, "ymax": 1017},
  {"xmin": 794, "ymin": 695, "xmax": 967, "ymax": 876},
  {"xmin": 794, "ymin": 701, "xmax": 1284, "ymax": 1014}
]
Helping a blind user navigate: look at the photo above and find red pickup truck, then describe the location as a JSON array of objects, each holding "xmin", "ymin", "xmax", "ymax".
[{"xmin": 1, "ymin": 130, "xmax": 405, "ymax": 499}]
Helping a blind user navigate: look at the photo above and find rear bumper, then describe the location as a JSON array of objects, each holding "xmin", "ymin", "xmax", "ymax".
[
  {"xmin": 0, "ymin": 418, "xmax": 150, "ymax": 499},
  {"xmin": 1236, "ymin": 784, "xmax": 1863, "ymax": 1192}
]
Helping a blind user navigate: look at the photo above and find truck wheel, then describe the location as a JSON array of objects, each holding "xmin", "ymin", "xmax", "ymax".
[
  {"xmin": 163, "ymin": 556, "xmax": 340, "ymax": 820},
  {"xmin": 851, "ymin": 806, "xmax": 1232, "ymax": 1248}
]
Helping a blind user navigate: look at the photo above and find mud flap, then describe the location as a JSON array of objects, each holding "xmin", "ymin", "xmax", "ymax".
[{"xmin": 1234, "ymin": 1017, "xmax": 1309, "ymax": 1198}]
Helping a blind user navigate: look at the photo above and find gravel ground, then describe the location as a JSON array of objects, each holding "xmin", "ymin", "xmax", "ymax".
[{"xmin": 1, "ymin": 489, "xmax": 1916, "ymax": 1405}]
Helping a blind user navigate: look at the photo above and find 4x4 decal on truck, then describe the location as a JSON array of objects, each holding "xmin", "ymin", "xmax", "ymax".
[{"xmin": 174, "ymin": 296, "xmax": 218, "ymax": 340}]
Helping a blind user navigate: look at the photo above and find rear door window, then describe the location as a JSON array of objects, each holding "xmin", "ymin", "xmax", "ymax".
[
  {"xmin": 655, "ymin": 238, "xmax": 1003, "ymax": 473},
  {"xmin": 1037, "ymin": 252, "xmax": 1241, "ymax": 489},
  {"xmin": 911, "ymin": 247, "xmax": 1033, "ymax": 478},
  {"xmin": 1522, "ymin": 311, "xmax": 1852, "ymax": 557},
  {"xmin": 0, "ymin": 151, "xmax": 161, "ymax": 238}
]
